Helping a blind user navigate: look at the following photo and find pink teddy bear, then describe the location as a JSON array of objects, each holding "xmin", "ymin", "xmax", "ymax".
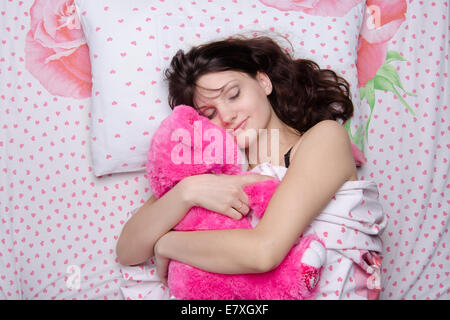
[{"xmin": 146, "ymin": 105, "xmax": 326, "ymax": 300}]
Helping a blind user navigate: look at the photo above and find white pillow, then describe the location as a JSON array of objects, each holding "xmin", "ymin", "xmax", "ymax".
[{"xmin": 75, "ymin": 0, "xmax": 366, "ymax": 176}]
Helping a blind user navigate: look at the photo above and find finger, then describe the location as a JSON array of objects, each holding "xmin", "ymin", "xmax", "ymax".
[
  {"xmin": 232, "ymin": 199, "xmax": 249, "ymax": 215},
  {"xmin": 158, "ymin": 271, "xmax": 166, "ymax": 286},
  {"xmin": 239, "ymin": 202, "xmax": 250, "ymax": 215},
  {"xmin": 157, "ymin": 265, "xmax": 164, "ymax": 282},
  {"xmin": 156, "ymin": 262, "xmax": 168, "ymax": 285},
  {"xmin": 227, "ymin": 207, "xmax": 243, "ymax": 220},
  {"xmin": 161, "ymin": 274, "xmax": 168, "ymax": 288},
  {"xmin": 231, "ymin": 199, "xmax": 247, "ymax": 215},
  {"xmin": 238, "ymin": 190, "xmax": 250, "ymax": 206},
  {"xmin": 240, "ymin": 173, "xmax": 274, "ymax": 186},
  {"xmin": 162, "ymin": 277, "xmax": 168, "ymax": 288}
]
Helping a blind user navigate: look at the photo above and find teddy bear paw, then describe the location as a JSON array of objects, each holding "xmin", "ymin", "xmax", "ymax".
[
  {"xmin": 300, "ymin": 240, "xmax": 326, "ymax": 269},
  {"xmin": 302, "ymin": 266, "xmax": 320, "ymax": 293},
  {"xmin": 299, "ymin": 240, "xmax": 326, "ymax": 294}
]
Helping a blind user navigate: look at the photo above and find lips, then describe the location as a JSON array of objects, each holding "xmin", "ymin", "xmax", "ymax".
[{"xmin": 233, "ymin": 118, "xmax": 247, "ymax": 133}]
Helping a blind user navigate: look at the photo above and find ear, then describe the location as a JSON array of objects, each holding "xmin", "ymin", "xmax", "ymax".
[{"xmin": 256, "ymin": 71, "xmax": 273, "ymax": 95}]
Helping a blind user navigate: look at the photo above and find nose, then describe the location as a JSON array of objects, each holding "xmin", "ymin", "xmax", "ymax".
[
  {"xmin": 222, "ymin": 113, "xmax": 237, "ymax": 128},
  {"xmin": 217, "ymin": 104, "xmax": 237, "ymax": 128}
]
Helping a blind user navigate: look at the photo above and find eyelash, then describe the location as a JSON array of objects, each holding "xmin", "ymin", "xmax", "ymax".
[
  {"xmin": 230, "ymin": 90, "xmax": 240, "ymax": 100},
  {"xmin": 203, "ymin": 89, "xmax": 240, "ymax": 119},
  {"xmin": 205, "ymin": 110, "xmax": 216, "ymax": 119}
]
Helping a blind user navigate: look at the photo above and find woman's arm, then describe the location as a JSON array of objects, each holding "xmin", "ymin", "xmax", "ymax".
[
  {"xmin": 116, "ymin": 172, "xmax": 272, "ymax": 266},
  {"xmin": 116, "ymin": 179, "xmax": 192, "ymax": 266},
  {"xmin": 155, "ymin": 120, "xmax": 357, "ymax": 273},
  {"xmin": 156, "ymin": 228, "xmax": 266, "ymax": 274}
]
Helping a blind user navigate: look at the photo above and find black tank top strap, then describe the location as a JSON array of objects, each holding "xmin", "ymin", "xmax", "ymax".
[{"xmin": 284, "ymin": 146, "xmax": 294, "ymax": 168}]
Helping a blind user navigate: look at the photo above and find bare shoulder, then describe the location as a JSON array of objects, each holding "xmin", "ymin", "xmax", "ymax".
[
  {"xmin": 289, "ymin": 120, "xmax": 357, "ymax": 181},
  {"xmin": 292, "ymin": 120, "xmax": 353, "ymax": 155},
  {"xmin": 305, "ymin": 119, "xmax": 349, "ymax": 140}
]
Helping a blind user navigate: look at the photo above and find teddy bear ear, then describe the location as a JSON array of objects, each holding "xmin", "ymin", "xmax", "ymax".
[
  {"xmin": 169, "ymin": 104, "xmax": 243, "ymax": 168},
  {"xmin": 172, "ymin": 105, "xmax": 198, "ymax": 126}
]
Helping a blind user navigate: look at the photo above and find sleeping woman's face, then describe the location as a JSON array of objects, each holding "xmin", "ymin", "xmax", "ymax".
[{"xmin": 193, "ymin": 70, "xmax": 273, "ymax": 149}]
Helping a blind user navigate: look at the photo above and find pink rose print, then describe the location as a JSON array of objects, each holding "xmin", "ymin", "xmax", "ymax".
[
  {"xmin": 258, "ymin": 0, "xmax": 362, "ymax": 17},
  {"xmin": 366, "ymin": 265, "xmax": 381, "ymax": 291},
  {"xmin": 25, "ymin": 0, "xmax": 92, "ymax": 99},
  {"xmin": 354, "ymin": 251, "xmax": 382, "ymax": 300},
  {"xmin": 351, "ymin": 141, "xmax": 365, "ymax": 167},
  {"xmin": 356, "ymin": 0, "xmax": 407, "ymax": 87}
]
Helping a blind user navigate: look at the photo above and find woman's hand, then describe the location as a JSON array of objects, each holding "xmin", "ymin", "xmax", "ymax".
[
  {"xmin": 154, "ymin": 239, "xmax": 169, "ymax": 287},
  {"xmin": 180, "ymin": 173, "xmax": 274, "ymax": 220}
]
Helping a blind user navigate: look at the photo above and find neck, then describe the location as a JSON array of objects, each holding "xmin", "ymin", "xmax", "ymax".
[{"xmin": 245, "ymin": 114, "xmax": 301, "ymax": 169}]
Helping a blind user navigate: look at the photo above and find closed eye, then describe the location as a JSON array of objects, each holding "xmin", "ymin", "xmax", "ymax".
[
  {"xmin": 199, "ymin": 86, "xmax": 239, "ymax": 119},
  {"xmin": 229, "ymin": 89, "xmax": 240, "ymax": 101},
  {"xmin": 201, "ymin": 108, "xmax": 216, "ymax": 119}
]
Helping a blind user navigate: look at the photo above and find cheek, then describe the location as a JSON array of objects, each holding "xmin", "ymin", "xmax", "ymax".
[
  {"xmin": 252, "ymin": 92, "xmax": 272, "ymax": 118},
  {"xmin": 210, "ymin": 118, "xmax": 222, "ymax": 128},
  {"xmin": 234, "ymin": 106, "xmax": 271, "ymax": 149},
  {"xmin": 248, "ymin": 102, "xmax": 271, "ymax": 130}
]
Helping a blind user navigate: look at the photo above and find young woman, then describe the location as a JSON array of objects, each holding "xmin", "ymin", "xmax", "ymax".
[{"xmin": 116, "ymin": 36, "xmax": 386, "ymax": 299}]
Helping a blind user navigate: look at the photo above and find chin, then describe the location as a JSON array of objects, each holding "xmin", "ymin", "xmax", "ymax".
[
  {"xmin": 235, "ymin": 128, "xmax": 258, "ymax": 150},
  {"xmin": 236, "ymin": 139, "xmax": 249, "ymax": 149}
]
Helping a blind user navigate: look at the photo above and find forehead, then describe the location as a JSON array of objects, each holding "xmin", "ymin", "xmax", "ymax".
[
  {"xmin": 193, "ymin": 71, "xmax": 249, "ymax": 106},
  {"xmin": 196, "ymin": 70, "xmax": 248, "ymax": 88}
]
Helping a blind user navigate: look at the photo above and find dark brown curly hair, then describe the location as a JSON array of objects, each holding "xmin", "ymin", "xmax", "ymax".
[{"xmin": 164, "ymin": 36, "xmax": 353, "ymax": 135}]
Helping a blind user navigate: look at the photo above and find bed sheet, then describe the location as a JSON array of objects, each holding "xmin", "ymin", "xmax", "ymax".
[
  {"xmin": 356, "ymin": 0, "xmax": 449, "ymax": 299},
  {"xmin": 0, "ymin": 0, "xmax": 448, "ymax": 300},
  {"xmin": 0, "ymin": 1, "xmax": 140, "ymax": 299}
]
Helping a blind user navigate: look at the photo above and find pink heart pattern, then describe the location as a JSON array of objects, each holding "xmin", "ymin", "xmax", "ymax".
[
  {"xmin": 356, "ymin": 0, "xmax": 450, "ymax": 300},
  {"xmin": 76, "ymin": 0, "xmax": 365, "ymax": 176}
]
